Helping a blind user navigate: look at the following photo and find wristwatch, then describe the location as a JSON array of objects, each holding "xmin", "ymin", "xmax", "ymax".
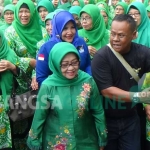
[{"xmin": 132, "ymin": 92, "xmax": 140, "ymax": 103}]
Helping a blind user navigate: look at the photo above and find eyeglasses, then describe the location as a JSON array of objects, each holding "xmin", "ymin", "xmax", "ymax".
[
  {"xmin": 4, "ymin": 12, "xmax": 14, "ymax": 16},
  {"xmin": 19, "ymin": 10, "xmax": 30, "ymax": 15},
  {"xmin": 128, "ymin": 13, "xmax": 140, "ymax": 17},
  {"xmin": 110, "ymin": 32, "xmax": 127, "ymax": 39},
  {"xmin": 80, "ymin": 16, "xmax": 91, "ymax": 22},
  {"xmin": 115, "ymin": 8, "xmax": 124, "ymax": 11},
  {"xmin": 60, "ymin": 60, "xmax": 79, "ymax": 69}
]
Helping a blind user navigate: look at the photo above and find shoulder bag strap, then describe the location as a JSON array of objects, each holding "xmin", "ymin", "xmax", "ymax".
[{"xmin": 107, "ymin": 43, "xmax": 140, "ymax": 82}]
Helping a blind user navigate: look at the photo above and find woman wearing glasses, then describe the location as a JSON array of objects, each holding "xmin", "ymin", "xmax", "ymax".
[
  {"xmin": 36, "ymin": 10, "xmax": 91, "ymax": 86},
  {"xmin": 0, "ymin": 4, "xmax": 15, "ymax": 33},
  {"xmin": 114, "ymin": 2, "xmax": 128, "ymax": 16},
  {"xmin": 78, "ymin": 4, "xmax": 109, "ymax": 58},
  {"xmin": 127, "ymin": 1, "xmax": 150, "ymax": 47},
  {"xmin": 27, "ymin": 42, "xmax": 107, "ymax": 150}
]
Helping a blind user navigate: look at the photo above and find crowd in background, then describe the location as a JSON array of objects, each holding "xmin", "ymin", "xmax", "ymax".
[{"xmin": 0, "ymin": 0, "xmax": 150, "ymax": 149}]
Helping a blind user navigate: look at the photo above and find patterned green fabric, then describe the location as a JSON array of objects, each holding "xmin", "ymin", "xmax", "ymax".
[
  {"xmin": 27, "ymin": 42, "xmax": 107, "ymax": 150},
  {"xmin": 0, "ymin": 96, "xmax": 12, "ymax": 149},
  {"xmin": 12, "ymin": 0, "xmax": 43, "ymax": 57},
  {"xmin": 5, "ymin": 25, "xmax": 45, "ymax": 58},
  {"xmin": 79, "ymin": 4, "xmax": 109, "ymax": 50},
  {"xmin": 0, "ymin": 28, "xmax": 33, "ymax": 150}
]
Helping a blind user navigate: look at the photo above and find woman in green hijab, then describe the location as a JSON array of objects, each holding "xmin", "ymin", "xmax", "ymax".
[
  {"xmin": 27, "ymin": 42, "xmax": 107, "ymax": 150},
  {"xmin": 69, "ymin": 6, "xmax": 82, "ymax": 29},
  {"xmin": 0, "ymin": 29, "xmax": 36, "ymax": 149},
  {"xmin": 127, "ymin": 1, "xmax": 150, "ymax": 47},
  {"xmin": 146, "ymin": 5, "xmax": 150, "ymax": 18},
  {"xmin": 99, "ymin": 7, "xmax": 110, "ymax": 30},
  {"xmin": 72, "ymin": 0, "xmax": 85, "ymax": 8},
  {"xmin": 0, "ymin": 4, "xmax": 15, "ymax": 33},
  {"xmin": 114, "ymin": 2, "xmax": 128, "ymax": 16},
  {"xmin": 37, "ymin": 0, "xmax": 55, "ymax": 27},
  {"xmin": 79, "ymin": 4, "xmax": 109, "ymax": 58},
  {"xmin": 37, "ymin": 12, "xmax": 55, "ymax": 50}
]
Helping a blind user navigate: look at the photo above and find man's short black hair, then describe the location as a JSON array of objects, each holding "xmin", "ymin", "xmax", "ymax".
[{"xmin": 112, "ymin": 14, "xmax": 137, "ymax": 32}]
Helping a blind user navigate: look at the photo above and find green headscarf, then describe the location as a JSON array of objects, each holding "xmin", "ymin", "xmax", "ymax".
[
  {"xmin": 42, "ymin": 42, "xmax": 91, "ymax": 86},
  {"xmin": 146, "ymin": 5, "xmax": 150, "ymax": 12},
  {"xmin": 98, "ymin": 7, "xmax": 110, "ymax": 30},
  {"xmin": 0, "ymin": 4, "xmax": 15, "ymax": 33},
  {"xmin": 96, "ymin": 1, "xmax": 112, "ymax": 22},
  {"xmin": 4, "ymin": 0, "xmax": 12, "ymax": 6},
  {"xmin": 57, "ymin": 2, "xmax": 71, "ymax": 11},
  {"xmin": 116, "ymin": 2, "xmax": 128, "ymax": 14},
  {"xmin": 71, "ymin": 0, "xmax": 85, "ymax": 8},
  {"xmin": 79, "ymin": 4, "xmax": 109, "ymax": 50},
  {"xmin": 127, "ymin": 1, "xmax": 150, "ymax": 47},
  {"xmin": 144, "ymin": 0, "xmax": 149, "ymax": 7},
  {"xmin": 69, "ymin": 6, "xmax": 82, "ymax": 16},
  {"xmin": 12, "ymin": 0, "xmax": 43, "ymax": 57},
  {"xmin": 37, "ymin": 0, "xmax": 55, "ymax": 27},
  {"xmin": 0, "ymin": 29, "xmax": 18, "ymax": 111},
  {"xmin": 44, "ymin": 12, "xmax": 55, "ymax": 41}
]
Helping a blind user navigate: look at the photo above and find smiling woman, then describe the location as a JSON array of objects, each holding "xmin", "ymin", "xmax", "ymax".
[
  {"xmin": 27, "ymin": 42, "xmax": 107, "ymax": 150},
  {"xmin": 36, "ymin": 10, "xmax": 92, "ymax": 86}
]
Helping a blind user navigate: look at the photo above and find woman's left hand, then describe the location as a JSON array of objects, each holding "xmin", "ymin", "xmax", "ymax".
[
  {"xmin": 100, "ymin": 147, "xmax": 104, "ymax": 150},
  {"xmin": 31, "ymin": 77, "xmax": 38, "ymax": 90}
]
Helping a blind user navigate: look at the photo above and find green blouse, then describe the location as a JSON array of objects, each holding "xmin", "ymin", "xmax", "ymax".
[{"xmin": 27, "ymin": 78, "xmax": 107, "ymax": 150}]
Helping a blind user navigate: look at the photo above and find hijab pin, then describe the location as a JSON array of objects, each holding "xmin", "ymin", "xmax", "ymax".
[
  {"xmin": 84, "ymin": 37, "xmax": 89, "ymax": 42},
  {"xmin": 56, "ymin": 35, "xmax": 60, "ymax": 38}
]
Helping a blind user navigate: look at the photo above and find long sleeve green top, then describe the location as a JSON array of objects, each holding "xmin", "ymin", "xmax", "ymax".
[{"xmin": 27, "ymin": 78, "xmax": 107, "ymax": 150}]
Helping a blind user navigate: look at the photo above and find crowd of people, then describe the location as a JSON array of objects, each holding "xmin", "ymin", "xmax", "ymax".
[{"xmin": 0, "ymin": 0, "xmax": 150, "ymax": 150}]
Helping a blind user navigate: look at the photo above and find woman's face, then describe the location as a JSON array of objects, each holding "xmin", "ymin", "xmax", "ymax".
[
  {"xmin": 45, "ymin": 19, "xmax": 52, "ymax": 35},
  {"xmin": 19, "ymin": 8, "xmax": 31, "ymax": 25},
  {"xmin": 112, "ymin": 0, "xmax": 119, "ymax": 6},
  {"xmin": 73, "ymin": 14, "xmax": 82, "ymax": 29},
  {"xmin": 124, "ymin": 0, "xmax": 130, "ymax": 5},
  {"xmin": 60, "ymin": 53, "xmax": 79, "ymax": 79},
  {"xmin": 80, "ymin": 12, "xmax": 93, "ymax": 30},
  {"xmin": 147, "ymin": 11, "xmax": 150, "ymax": 19},
  {"xmin": 115, "ymin": 5, "xmax": 124, "ymax": 15},
  {"xmin": 38, "ymin": 6, "xmax": 48, "ymax": 21},
  {"xmin": 4, "ymin": 10, "xmax": 14, "ymax": 24},
  {"xmin": 84, "ymin": 0, "xmax": 89, "ymax": 5},
  {"xmin": 128, "ymin": 8, "xmax": 141, "ymax": 27},
  {"xmin": 72, "ymin": 0, "xmax": 80, "ymax": 6},
  {"xmin": 61, "ymin": 21, "xmax": 76, "ymax": 43},
  {"xmin": 100, "ymin": 11, "xmax": 108, "ymax": 25}
]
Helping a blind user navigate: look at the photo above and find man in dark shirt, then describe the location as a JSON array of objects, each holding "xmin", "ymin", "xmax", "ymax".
[{"xmin": 92, "ymin": 14, "xmax": 150, "ymax": 150}]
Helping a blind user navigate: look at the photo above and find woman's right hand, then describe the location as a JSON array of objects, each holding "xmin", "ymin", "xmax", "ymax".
[
  {"xmin": 31, "ymin": 77, "xmax": 38, "ymax": 90},
  {"xmin": 0, "ymin": 59, "xmax": 16, "ymax": 73},
  {"xmin": 88, "ymin": 45, "xmax": 97, "ymax": 56}
]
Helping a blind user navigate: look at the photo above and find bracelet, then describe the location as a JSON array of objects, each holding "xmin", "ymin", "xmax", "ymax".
[{"xmin": 132, "ymin": 92, "xmax": 140, "ymax": 103}]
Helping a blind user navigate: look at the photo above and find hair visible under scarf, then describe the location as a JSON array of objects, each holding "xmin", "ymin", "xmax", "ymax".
[{"xmin": 20, "ymin": 3, "xmax": 29, "ymax": 9}]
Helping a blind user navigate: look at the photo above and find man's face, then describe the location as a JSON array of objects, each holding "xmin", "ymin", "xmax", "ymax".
[{"xmin": 110, "ymin": 21, "xmax": 136, "ymax": 54}]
